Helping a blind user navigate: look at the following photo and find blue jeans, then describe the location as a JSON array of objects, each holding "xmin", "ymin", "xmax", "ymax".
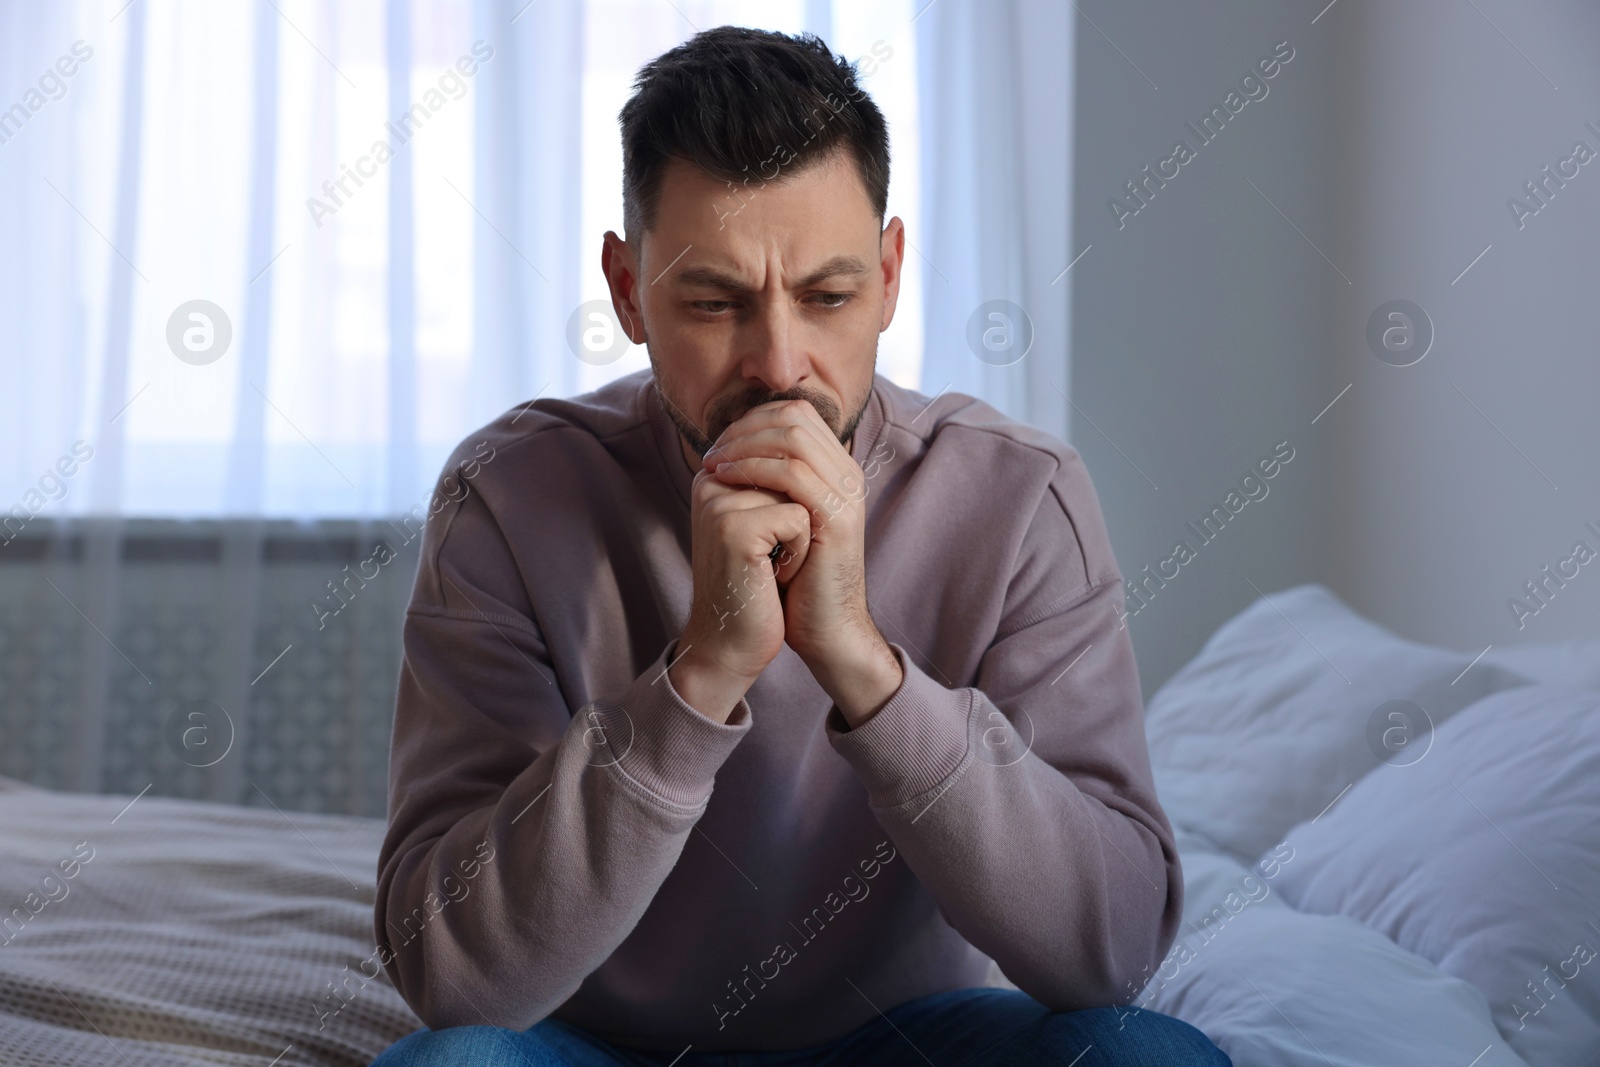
[{"xmin": 370, "ymin": 987, "xmax": 1231, "ymax": 1066}]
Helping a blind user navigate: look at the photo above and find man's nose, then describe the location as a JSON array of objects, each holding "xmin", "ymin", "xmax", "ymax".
[{"xmin": 740, "ymin": 298, "xmax": 810, "ymax": 391}]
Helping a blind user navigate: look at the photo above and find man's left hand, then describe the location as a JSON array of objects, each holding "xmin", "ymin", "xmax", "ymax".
[{"xmin": 703, "ymin": 399, "xmax": 903, "ymax": 727}]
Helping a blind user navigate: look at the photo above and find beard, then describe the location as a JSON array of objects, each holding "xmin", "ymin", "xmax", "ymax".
[{"xmin": 648, "ymin": 344, "xmax": 875, "ymax": 460}]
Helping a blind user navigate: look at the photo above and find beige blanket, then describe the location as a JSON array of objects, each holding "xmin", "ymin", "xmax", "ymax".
[{"xmin": 0, "ymin": 777, "xmax": 419, "ymax": 1066}]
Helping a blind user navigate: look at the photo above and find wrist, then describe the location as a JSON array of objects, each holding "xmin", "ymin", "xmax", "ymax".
[
  {"xmin": 667, "ymin": 642, "xmax": 759, "ymax": 725},
  {"xmin": 817, "ymin": 636, "xmax": 904, "ymax": 729}
]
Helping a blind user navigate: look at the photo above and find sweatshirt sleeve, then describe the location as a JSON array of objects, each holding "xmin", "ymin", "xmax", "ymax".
[
  {"xmin": 823, "ymin": 457, "xmax": 1182, "ymax": 1010},
  {"xmin": 374, "ymin": 467, "xmax": 753, "ymax": 1030}
]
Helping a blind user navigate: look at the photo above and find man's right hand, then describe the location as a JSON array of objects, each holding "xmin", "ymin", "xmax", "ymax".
[{"xmin": 668, "ymin": 465, "xmax": 813, "ymax": 723}]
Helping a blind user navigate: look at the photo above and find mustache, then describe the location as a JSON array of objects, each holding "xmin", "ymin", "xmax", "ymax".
[{"xmin": 709, "ymin": 389, "xmax": 841, "ymax": 440}]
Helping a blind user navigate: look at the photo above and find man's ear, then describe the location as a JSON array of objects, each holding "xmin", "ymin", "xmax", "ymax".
[
  {"xmin": 878, "ymin": 216, "xmax": 906, "ymax": 333},
  {"xmin": 601, "ymin": 230, "xmax": 647, "ymax": 344}
]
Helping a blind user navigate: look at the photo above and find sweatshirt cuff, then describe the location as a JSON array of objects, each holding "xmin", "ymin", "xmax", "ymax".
[
  {"xmin": 584, "ymin": 636, "xmax": 753, "ymax": 811},
  {"xmin": 824, "ymin": 641, "xmax": 975, "ymax": 808}
]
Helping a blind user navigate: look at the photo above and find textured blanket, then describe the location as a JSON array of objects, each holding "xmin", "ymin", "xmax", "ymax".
[{"xmin": 0, "ymin": 776, "xmax": 419, "ymax": 1066}]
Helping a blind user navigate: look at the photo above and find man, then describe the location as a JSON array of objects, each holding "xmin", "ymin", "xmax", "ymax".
[{"xmin": 371, "ymin": 25, "xmax": 1229, "ymax": 1067}]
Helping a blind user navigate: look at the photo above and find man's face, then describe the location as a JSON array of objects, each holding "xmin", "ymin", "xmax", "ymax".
[{"xmin": 601, "ymin": 147, "xmax": 905, "ymax": 461}]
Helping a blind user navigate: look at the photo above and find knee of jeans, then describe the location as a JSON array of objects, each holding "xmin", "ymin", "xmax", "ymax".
[
  {"xmin": 1046, "ymin": 1006, "xmax": 1232, "ymax": 1063},
  {"xmin": 370, "ymin": 1024, "xmax": 534, "ymax": 1067}
]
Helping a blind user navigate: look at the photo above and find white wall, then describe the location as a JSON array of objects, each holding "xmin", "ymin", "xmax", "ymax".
[
  {"xmin": 1069, "ymin": 0, "xmax": 1339, "ymax": 695},
  {"xmin": 1327, "ymin": 0, "xmax": 1600, "ymax": 652},
  {"xmin": 1070, "ymin": 0, "xmax": 1598, "ymax": 699}
]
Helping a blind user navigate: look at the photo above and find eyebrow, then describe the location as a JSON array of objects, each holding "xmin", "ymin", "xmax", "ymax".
[{"xmin": 671, "ymin": 254, "xmax": 873, "ymax": 293}]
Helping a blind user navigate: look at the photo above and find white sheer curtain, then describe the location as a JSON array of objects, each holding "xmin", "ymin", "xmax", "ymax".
[
  {"xmin": 0, "ymin": 0, "xmax": 1071, "ymax": 807},
  {"xmin": 0, "ymin": 0, "xmax": 963, "ymax": 522},
  {"xmin": 914, "ymin": 0, "xmax": 1074, "ymax": 442}
]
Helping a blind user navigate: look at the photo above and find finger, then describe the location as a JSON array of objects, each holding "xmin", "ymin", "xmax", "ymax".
[
  {"xmin": 771, "ymin": 533, "xmax": 809, "ymax": 584},
  {"xmin": 711, "ymin": 454, "xmax": 851, "ymax": 538},
  {"xmin": 707, "ymin": 424, "xmax": 858, "ymax": 500},
  {"xmin": 707, "ymin": 400, "xmax": 835, "ymax": 459},
  {"xmin": 736, "ymin": 500, "xmax": 812, "ymax": 580},
  {"xmin": 692, "ymin": 466, "xmax": 789, "ymax": 509},
  {"xmin": 707, "ymin": 399, "xmax": 842, "ymax": 469},
  {"xmin": 695, "ymin": 467, "xmax": 808, "ymax": 557}
]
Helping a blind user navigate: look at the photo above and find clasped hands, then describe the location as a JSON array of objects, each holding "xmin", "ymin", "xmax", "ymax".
[{"xmin": 691, "ymin": 398, "xmax": 902, "ymax": 729}]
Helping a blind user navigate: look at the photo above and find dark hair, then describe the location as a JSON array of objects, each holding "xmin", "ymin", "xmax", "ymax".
[{"xmin": 618, "ymin": 26, "xmax": 890, "ymax": 243}]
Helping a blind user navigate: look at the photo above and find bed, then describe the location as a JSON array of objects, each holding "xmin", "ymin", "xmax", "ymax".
[
  {"xmin": 1, "ymin": 583, "xmax": 1594, "ymax": 1065},
  {"xmin": 0, "ymin": 780, "xmax": 417, "ymax": 1065},
  {"xmin": 1124, "ymin": 584, "xmax": 1600, "ymax": 1066}
]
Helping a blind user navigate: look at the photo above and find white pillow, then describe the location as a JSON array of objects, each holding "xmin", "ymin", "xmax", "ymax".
[
  {"xmin": 1272, "ymin": 684, "xmax": 1600, "ymax": 1065},
  {"xmin": 1139, "ymin": 834, "xmax": 1528, "ymax": 1067},
  {"xmin": 1145, "ymin": 583, "xmax": 1528, "ymax": 863},
  {"xmin": 1482, "ymin": 639, "xmax": 1600, "ymax": 691}
]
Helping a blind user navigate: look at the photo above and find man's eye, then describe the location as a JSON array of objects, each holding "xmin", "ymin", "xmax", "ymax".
[
  {"xmin": 692, "ymin": 301, "xmax": 735, "ymax": 314},
  {"xmin": 811, "ymin": 293, "xmax": 851, "ymax": 308}
]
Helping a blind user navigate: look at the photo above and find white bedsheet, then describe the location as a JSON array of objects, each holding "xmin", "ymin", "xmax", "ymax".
[{"xmin": 1141, "ymin": 584, "xmax": 1600, "ymax": 1065}]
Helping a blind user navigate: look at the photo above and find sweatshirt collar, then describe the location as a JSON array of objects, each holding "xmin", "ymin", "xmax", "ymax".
[{"xmin": 647, "ymin": 374, "xmax": 888, "ymax": 512}]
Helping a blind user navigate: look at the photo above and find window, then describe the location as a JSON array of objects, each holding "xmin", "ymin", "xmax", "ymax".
[{"xmin": 1, "ymin": 0, "xmax": 922, "ymax": 519}]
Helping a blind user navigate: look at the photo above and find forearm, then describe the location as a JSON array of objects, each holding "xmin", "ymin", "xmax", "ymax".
[
  {"xmin": 377, "ymin": 635, "xmax": 753, "ymax": 1029},
  {"xmin": 824, "ymin": 599, "xmax": 1181, "ymax": 1008},
  {"xmin": 379, "ymin": 751, "xmax": 688, "ymax": 1027},
  {"xmin": 872, "ymin": 735, "xmax": 1177, "ymax": 1007}
]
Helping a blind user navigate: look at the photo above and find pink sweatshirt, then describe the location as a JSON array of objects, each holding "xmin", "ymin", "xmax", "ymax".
[{"xmin": 375, "ymin": 368, "xmax": 1182, "ymax": 1051}]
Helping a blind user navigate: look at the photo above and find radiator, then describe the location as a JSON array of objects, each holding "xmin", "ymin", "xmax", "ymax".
[{"xmin": 0, "ymin": 518, "xmax": 419, "ymax": 818}]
